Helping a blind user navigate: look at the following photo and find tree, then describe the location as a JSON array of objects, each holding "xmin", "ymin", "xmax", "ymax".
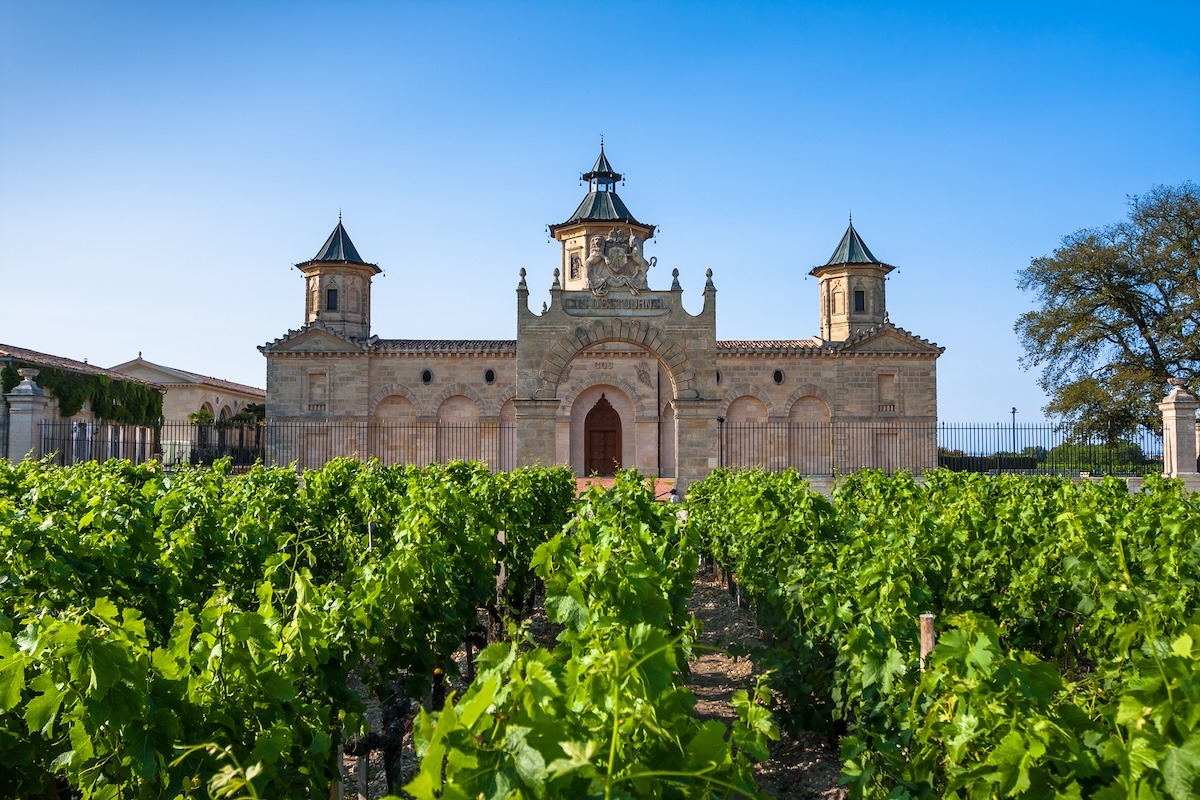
[{"xmin": 1015, "ymin": 181, "xmax": 1200, "ymax": 440}]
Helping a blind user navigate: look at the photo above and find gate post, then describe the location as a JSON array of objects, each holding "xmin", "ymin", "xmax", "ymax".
[
  {"xmin": 4, "ymin": 369, "xmax": 52, "ymax": 461},
  {"xmin": 1159, "ymin": 378, "xmax": 1199, "ymax": 481}
]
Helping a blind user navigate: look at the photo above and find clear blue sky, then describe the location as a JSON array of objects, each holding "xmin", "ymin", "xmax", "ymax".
[{"xmin": 2, "ymin": 1, "xmax": 1197, "ymax": 423}]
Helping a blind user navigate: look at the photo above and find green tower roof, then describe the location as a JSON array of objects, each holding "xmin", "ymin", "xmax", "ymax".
[
  {"xmin": 825, "ymin": 220, "xmax": 880, "ymax": 265},
  {"xmin": 550, "ymin": 144, "xmax": 653, "ymax": 235},
  {"xmin": 313, "ymin": 219, "xmax": 366, "ymax": 263}
]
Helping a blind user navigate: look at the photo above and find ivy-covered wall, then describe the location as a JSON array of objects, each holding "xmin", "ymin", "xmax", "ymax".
[{"xmin": 1, "ymin": 363, "xmax": 163, "ymax": 425}]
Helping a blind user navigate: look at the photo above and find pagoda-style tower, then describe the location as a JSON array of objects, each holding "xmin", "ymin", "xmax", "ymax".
[
  {"xmin": 295, "ymin": 218, "xmax": 381, "ymax": 340},
  {"xmin": 547, "ymin": 143, "xmax": 655, "ymax": 292},
  {"xmin": 810, "ymin": 220, "xmax": 894, "ymax": 341}
]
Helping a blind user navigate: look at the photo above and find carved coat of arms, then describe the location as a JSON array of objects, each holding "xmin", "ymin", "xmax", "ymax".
[{"xmin": 585, "ymin": 228, "xmax": 656, "ymax": 296}]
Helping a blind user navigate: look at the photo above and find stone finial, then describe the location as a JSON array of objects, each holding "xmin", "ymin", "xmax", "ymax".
[
  {"xmin": 9, "ymin": 368, "xmax": 45, "ymax": 397},
  {"xmin": 552, "ymin": 267, "xmax": 561, "ymax": 289},
  {"xmin": 671, "ymin": 268, "xmax": 681, "ymax": 291},
  {"xmin": 517, "ymin": 267, "xmax": 528, "ymax": 291},
  {"xmin": 705, "ymin": 268, "xmax": 715, "ymax": 291},
  {"xmin": 1164, "ymin": 377, "xmax": 1196, "ymax": 401}
]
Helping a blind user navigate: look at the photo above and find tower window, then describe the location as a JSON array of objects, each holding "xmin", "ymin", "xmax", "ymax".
[
  {"xmin": 569, "ymin": 253, "xmax": 581, "ymax": 280},
  {"xmin": 854, "ymin": 290, "xmax": 865, "ymax": 312},
  {"xmin": 326, "ymin": 288, "xmax": 339, "ymax": 311},
  {"xmin": 421, "ymin": 369, "xmax": 433, "ymax": 385}
]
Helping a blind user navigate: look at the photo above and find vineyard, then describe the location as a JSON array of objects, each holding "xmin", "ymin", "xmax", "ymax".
[
  {"xmin": 687, "ymin": 469, "xmax": 1200, "ymax": 799},
  {"xmin": 1, "ymin": 459, "xmax": 1198, "ymax": 798}
]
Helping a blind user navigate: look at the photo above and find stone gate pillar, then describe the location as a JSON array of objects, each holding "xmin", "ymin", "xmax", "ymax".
[
  {"xmin": 4, "ymin": 369, "xmax": 52, "ymax": 461},
  {"xmin": 674, "ymin": 397, "xmax": 721, "ymax": 494},
  {"xmin": 1159, "ymin": 378, "xmax": 1198, "ymax": 478},
  {"xmin": 514, "ymin": 398, "xmax": 561, "ymax": 468}
]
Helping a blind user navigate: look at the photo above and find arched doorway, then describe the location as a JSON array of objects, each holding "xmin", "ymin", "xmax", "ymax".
[{"xmin": 584, "ymin": 395, "xmax": 622, "ymax": 475}]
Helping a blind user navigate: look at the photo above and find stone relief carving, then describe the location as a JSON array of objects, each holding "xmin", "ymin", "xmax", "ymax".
[
  {"xmin": 585, "ymin": 228, "xmax": 656, "ymax": 296},
  {"xmin": 636, "ymin": 362, "xmax": 654, "ymax": 389}
]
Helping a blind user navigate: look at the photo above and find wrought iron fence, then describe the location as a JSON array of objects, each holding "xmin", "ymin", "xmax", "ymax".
[
  {"xmin": 718, "ymin": 421, "xmax": 1165, "ymax": 476},
  {"xmin": 36, "ymin": 420, "xmax": 517, "ymax": 472},
  {"xmin": 33, "ymin": 419, "xmax": 1165, "ymax": 477},
  {"xmin": 263, "ymin": 422, "xmax": 516, "ymax": 472}
]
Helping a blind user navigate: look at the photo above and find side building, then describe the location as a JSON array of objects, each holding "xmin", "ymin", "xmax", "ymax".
[{"xmin": 261, "ymin": 147, "xmax": 943, "ymax": 489}]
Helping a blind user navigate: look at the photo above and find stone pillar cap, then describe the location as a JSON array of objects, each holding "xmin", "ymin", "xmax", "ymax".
[
  {"xmin": 8, "ymin": 368, "xmax": 45, "ymax": 396},
  {"xmin": 1163, "ymin": 377, "xmax": 1197, "ymax": 403}
]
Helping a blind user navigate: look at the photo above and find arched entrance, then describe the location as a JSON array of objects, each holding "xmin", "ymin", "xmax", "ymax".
[{"xmin": 584, "ymin": 395, "xmax": 622, "ymax": 475}]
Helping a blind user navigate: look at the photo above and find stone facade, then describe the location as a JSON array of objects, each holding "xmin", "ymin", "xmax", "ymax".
[
  {"xmin": 108, "ymin": 355, "xmax": 265, "ymax": 422},
  {"xmin": 1, "ymin": 344, "xmax": 160, "ymax": 464},
  {"xmin": 261, "ymin": 147, "xmax": 944, "ymax": 490}
]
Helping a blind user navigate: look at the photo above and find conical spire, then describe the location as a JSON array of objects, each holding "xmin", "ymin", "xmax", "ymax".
[
  {"xmin": 582, "ymin": 139, "xmax": 621, "ymax": 186},
  {"xmin": 824, "ymin": 220, "xmax": 881, "ymax": 266},
  {"xmin": 312, "ymin": 218, "xmax": 366, "ymax": 264},
  {"xmin": 550, "ymin": 143, "xmax": 652, "ymax": 235}
]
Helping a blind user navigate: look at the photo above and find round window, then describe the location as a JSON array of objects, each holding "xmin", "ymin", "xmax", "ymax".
[
  {"xmin": 421, "ymin": 369, "xmax": 433, "ymax": 385},
  {"xmin": 715, "ymin": 370, "xmax": 722, "ymax": 384},
  {"xmin": 773, "ymin": 369, "xmax": 785, "ymax": 385},
  {"xmin": 484, "ymin": 369, "xmax": 496, "ymax": 385}
]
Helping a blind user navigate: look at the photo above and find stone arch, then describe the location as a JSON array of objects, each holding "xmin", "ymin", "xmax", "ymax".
[
  {"xmin": 370, "ymin": 384, "xmax": 423, "ymax": 416},
  {"xmin": 436, "ymin": 394, "xmax": 483, "ymax": 464},
  {"xmin": 498, "ymin": 397, "xmax": 516, "ymax": 423},
  {"xmin": 567, "ymin": 384, "xmax": 637, "ymax": 476},
  {"xmin": 558, "ymin": 374, "xmax": 651, "ymax": 419},
  {"xmin": 374, "ymin": 394, "xmax": 417, "ymax": 420},
  {"xmin": 725, "ymin": 395, "xmax": 770, "ymax": 423},
  {"xmin": 537, "ymin": 320, "xmax": 697, "ymax": 400},
  {"xmin": 785, "ymin": 384, "xmax": 835, "ymax": 416},
  {"xmin": 485, "ymin": 386, "xmax": 518, "ymax": 418},
  {"xmin": 437, "ymin": 394, "xmax": 480, "ymax": 422},
  {"xmin": 786, "ymin": 392, "xmax": 833, "ymax": 476},
  {"xmin": 719, "ymin": 384, "xmax": 775, "ymax": 417},
  {"xmin": 431, "ymin": 382, "xmax": 486, "ymax": 414}
]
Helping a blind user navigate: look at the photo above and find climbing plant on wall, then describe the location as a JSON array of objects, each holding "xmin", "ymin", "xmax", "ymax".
[{"xmin": 1, "ymin": 362, "xmax": 163, "ymax": 424}]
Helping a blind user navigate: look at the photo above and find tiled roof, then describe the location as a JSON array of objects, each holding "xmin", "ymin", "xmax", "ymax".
[
  {"xmin": 0, "ymin": 344, "xmax": 154, "ymax": 385},
  {"xmin": 110, "ymin": 356, "xmax": 265, "ymax": 396},
  {"xmin": 376, "ymin": 339, "xmax": 517, "ymax": 353},
  {"xmin": 717, "ymin": 339, "xmax": 823, "ymax": 351},
  {"xmin": 159, "ymin": 369, "xmax": 264, "ymax": 396}
]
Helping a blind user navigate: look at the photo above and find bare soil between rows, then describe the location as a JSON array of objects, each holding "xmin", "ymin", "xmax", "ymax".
[{"xmin": 688, "ymin": 572, "xmax": 845, "ymax": 799}]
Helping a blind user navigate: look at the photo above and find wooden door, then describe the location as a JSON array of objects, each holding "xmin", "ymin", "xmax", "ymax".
[{"xmin": 584, "ymin": 395, "xmax": 622, "ymax": 476}]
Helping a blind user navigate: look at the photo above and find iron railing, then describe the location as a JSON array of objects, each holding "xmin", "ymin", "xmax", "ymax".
[
  {"xmin": 32, "ymin": 419, "xmax": 1166, "ymax": 477},
  {"xmin": 718, "ymin": 421, "xmax": 1165, "ymax": 476}
]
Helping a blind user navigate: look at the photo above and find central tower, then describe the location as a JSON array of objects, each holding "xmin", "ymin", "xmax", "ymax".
[{"xmin": 547, "ymin": 143, "xmax": 656, "ymax": 292}]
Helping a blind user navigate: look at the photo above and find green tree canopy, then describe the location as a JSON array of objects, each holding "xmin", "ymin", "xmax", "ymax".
[{"xmin": 1015, "ymin": 182, "xmax": 1200, "ymax": 440}]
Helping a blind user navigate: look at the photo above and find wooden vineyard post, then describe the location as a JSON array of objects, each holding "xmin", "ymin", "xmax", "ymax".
[
  {"xmin": 919, "ymin": 613, "xmax": 936, "ymax": 671},
  {"xmin": 330, "ymin": 743, "xmax": 345, "ymax": 799},
  {"xmin": 490, "ymin": 530, "xmax": 507, "ymax": 643},
  {"xmin": 357, "ymin": 750, "xmax": 369, "ymax": 800}
]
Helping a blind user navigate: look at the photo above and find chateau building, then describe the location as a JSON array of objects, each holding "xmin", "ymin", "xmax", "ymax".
[{"xmin": 260, "ymin": 146, "xmax": 943, "ymax": 490}]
